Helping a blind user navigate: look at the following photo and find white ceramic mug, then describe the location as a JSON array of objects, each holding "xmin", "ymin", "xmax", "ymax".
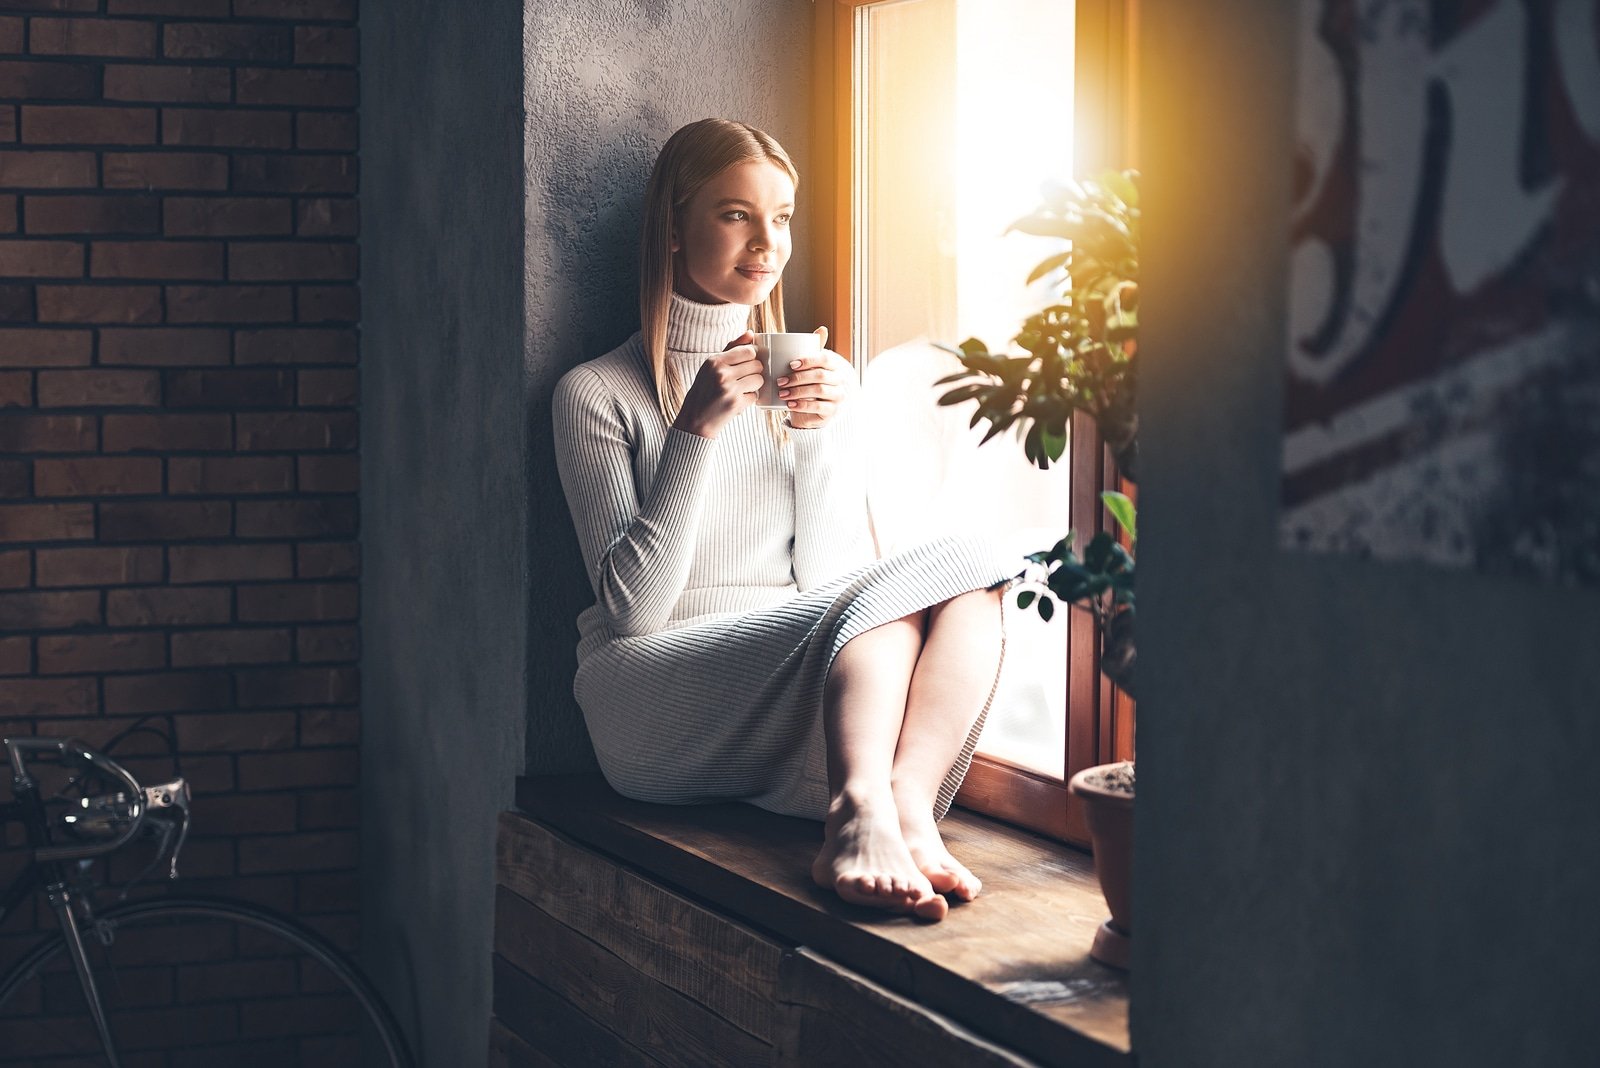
[{"xmin": 753, "ymin": 332, "xmax": 823, "ymax": 408}]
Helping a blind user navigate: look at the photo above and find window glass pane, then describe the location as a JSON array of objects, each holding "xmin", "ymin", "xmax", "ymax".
[{"xmin": 856, "ymin": 0, "xmax": 1076, "ymax": 779}]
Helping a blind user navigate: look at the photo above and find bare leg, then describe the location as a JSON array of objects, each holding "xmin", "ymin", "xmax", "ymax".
[
  {"xmin": 810, "ymin": 611, "xmax": 949, "ymax": 920},
  {"xmin": 891, "ymin": 587, "xmax": 1005, "ymax": 903}
]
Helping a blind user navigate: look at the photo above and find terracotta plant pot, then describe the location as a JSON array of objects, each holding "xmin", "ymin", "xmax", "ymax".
[{"xmin": 1068, "ymin": 760, "xmax": 1134, "ymax": 970}]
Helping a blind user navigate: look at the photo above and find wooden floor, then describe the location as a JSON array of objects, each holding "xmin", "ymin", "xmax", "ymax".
[{"xmin": 495, "ymin": 774, "xmax": 1130, "ymax": 1067}]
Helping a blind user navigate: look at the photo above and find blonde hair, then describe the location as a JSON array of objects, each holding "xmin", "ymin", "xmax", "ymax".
[{"xmin": 640, "ymin": 118, "xmax": 798, "ymax": 431}]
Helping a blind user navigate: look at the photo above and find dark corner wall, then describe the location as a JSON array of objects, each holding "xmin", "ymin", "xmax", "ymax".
[
  {"xmin": 363, "ymin": 1, "xmax": 814, "ymax": 1064},
  {"xmin": 1136, "ymin": 1, "xmax": 1600, "ymax": 1065}
]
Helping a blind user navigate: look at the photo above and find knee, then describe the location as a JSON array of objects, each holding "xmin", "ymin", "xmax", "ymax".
[{"xmin": 928, "ymin": 586, "xmax": 1003, "ymax": 626}]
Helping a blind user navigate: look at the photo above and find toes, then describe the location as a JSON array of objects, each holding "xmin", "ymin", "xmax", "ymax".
[{"xmin": 912, "ymin": 892, "xmax": 950, "ymax": 922}]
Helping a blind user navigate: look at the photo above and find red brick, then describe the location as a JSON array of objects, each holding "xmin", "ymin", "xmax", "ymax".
[
  {"xmin": 37, "ymin": 630, "xmax": 165, "ymax": 674},
  {"xmin": 296, "ymin": 284, "xmax": 356, "ymax": 323},
  {"xmin": 293, "ymin": 25, "xmax": 355, "ymax": 65},
  {"xmin": 168, "ymin": 454, "xmax": 292, "ymax": 494},
  {"xmin": 34, "ymin": 455, "xmax": 161, "ymax": 495},
  {"xmin": 295, "ymin": 790, "xmax": 355, "ymax": 833},
  {"xmin": 28, "ymin": 18, "xmax": 155, "ymax": 58},
  {"xmin": 236, "ymin": 411, "xmax": 354, "ymax": 451},
  {"xmin": 235, "ymin": 68, "xmax": 354, "ymax": 108},
  {"xmin": 0, "ymin": 328, "xmax": 91, "ymax": 366},
  {"xmin": 297, "ymin": 872, "xmax": 356, "ymax": 914},
  {"xmin": 0, "ymin": 457, "xmax": 26, "ymax": 494},
  {"xmin": 231, "ymin": 153, "xmax": 354, "ymax": 194},
  {"xmin": 0, "ymin": 548, "xmax": 29, "ymax": 588},
  {"xmin": 0, "ymin": 239, "xmax": 81, "ymax": 277},
  {"xmin": 102, "ymin": 412, "xmax": 228, "ymax": 451},
  {"xmin": 0, "ymin": 193, "xmax": 13, "ymax": 233},
  {"xmin": 235, "ymin": 664, "xmax": 355, "ymax": 707},
  {"xmin": 171, "ymin": 628, "xmax": 290, "ymax": 667},
  {"xmin": 234, "ymin": 0, "xmax": 354, "ymax": 18},
  {"xmin": 236, "ymin": 580, "xmax": 355, "ymax": 623},
  {"xmin": 295, "ymin": 624, "xmax": 355, "ymax": 662},
  {"xmin": 238, "ymin": 747, "xmax": 353, "ymax": 791},
  {"xmin": 0, "ymin": 59, "xmax": 96, "ymax": 98},
  {"xmin": 238, "ymin": 830, "xmax": 354, "ymax": 875},
  {"xmin": 0, "ymin": 412, "xmax": 96, "ymax": 451},
  {"xmin": 20, "ymin": 105, "xmax": 157, "ymax": 143},
  {"xmin": 237, "ymin": 498, "xmax": 355, "ymax": 540},
  {"xmin": 104, "ymin": 64, "xmax": 230, "ymax": 104},
  {"xmin": 36, "ymin": 544, "xmax": 162, "ymax": 586},
  {"xmin": 229, "ymin": 241, "xmax": 355, "ymax": 282},
  {"xmin": 162, "ymin": 108, "xmax": 292, "ymax": 149},
  {"xmin": 99, "ymin": 498, "xmax": 230, "ymax": 541},
  {"xmin": 103, "ymin": 669, "xmax": 229, "ymax": 713},
  {"xmin": 169, "ymin": 542, "xmax": 291, "ymax": 583},
  {"xmin": 295, "ymin": 455, "xmax": 356, "ymax": 495},
  {"xmin": 187, "ymin": 792, "xmax": 296, "ymax": 838},
  {"xmin": 295, "ymin": 368, "xmax": 355, "ymax": 407},
  {"xmin": 36, "ymin": 367, "xmax": 160, "ymax": 405},
  {"xmin": 294, "ymin": 198, "xmax": 355, "ymax": 238},
  {"xmin": 164, "ymin": 368, "xmax": 293, "ymax": 408},
  {"xmin": 176, "ymin": 710, "xmax": 296, "ymax": 752},
  {"xmin": 0, "ymin": 150, "xmax": 96, "ymax": 187},
  {"xmin": 0, "ymin": 106, "xmax": 12, "ymax": 143},
  {"xmin": 166, "ymin": 284, "xmax": 291, "ymax": 323},
  {"xmin": 25, "ymin": 194, "xmax": 159, "ymax": 234},
  {"xmin": 108, "ymin": 0, "xmax": 229, "ymax": 13},
  {"xmin": 0, "ymin": 634, "xmax": 28, "ymax": 675},
  {"xmin": 0, "ymin": 284, "xmax": 31, "ymax": 323},
  {"xmin": 163, "ymin": 24, "xmax": 291, "ymax": 62},
  {"xmin": 106, "ymin": 585, "xmax": 228, "ymax": 626},
  {"xmin": 35, "ymin": 286, "xmax": 161, "ymax": 325},
  {"xmin": 0, "ymin": 370, "xmax": 29, "ymax": 406},
  {"xmin": 102, "ymin": 151, "xmax": 227, "ymax": 191},
  {"xmin": 162, "ymin": 195, "xmax": 291, "ymax": 237},
  {"xmin": 0, "ymin": 501, "xmax": 93, "ymax": 541},
  {"xmin": 92, "ymin": 240, "xmax": 223, "ymax": 280},
  {"xmin": 100, "ymin": 327, "xmax": 227, "ymax": 366},
  {"xmin": 299, "ymin": 706, "xmax": 356, "ymax": 747},
  {"xmin": 0, "ymin": 676, "xmax": 95, "ymax": 718},
  {"xmin": 0, "ymin": 18, "xmax": 21, "ymax": 53},
  {"xmin": 0, "ymin": 589, "xmax": 99, "ymax": 629},
  {"xmin": 233, "ymin": 327, "xmax": 352, "ymax": 365},
  {"xmin": 294, "ymin": 112, "xmax": 356, "ymax": 152}
]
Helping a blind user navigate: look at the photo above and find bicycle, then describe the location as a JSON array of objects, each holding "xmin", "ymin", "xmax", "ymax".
[{"xmin": 0, "ymin": 724, "xmax": 413, "ymax": 1067}]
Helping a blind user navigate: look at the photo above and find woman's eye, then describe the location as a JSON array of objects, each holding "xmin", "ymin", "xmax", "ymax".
[
  {"xmin": 725, "ymin": 210, "xmax": 748, "ymax": 221},
  {"xmin": 775, "ymin": 214, "xmax": 792, "ymax": 225}
]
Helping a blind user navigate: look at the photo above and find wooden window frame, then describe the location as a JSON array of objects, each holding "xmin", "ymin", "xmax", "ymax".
[{"xmin": 811, "ymin": 0, "xmax": 1137, "ymax": 847}]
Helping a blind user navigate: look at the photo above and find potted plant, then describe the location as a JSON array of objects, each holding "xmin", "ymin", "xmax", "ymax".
[{"xmin": 938, "ymin": 170, "xmax": 1139, "ymax": 969}]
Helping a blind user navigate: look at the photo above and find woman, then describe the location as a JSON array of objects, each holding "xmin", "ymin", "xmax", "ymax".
[{"xmin": 553, "ymin": 118, "xmax": 1013, "ymax": 921}]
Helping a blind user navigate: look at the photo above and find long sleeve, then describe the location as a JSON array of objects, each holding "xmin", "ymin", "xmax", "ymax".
[
  {"xmin": 790, "ymin": 369, "xmax": 876, "ymax": 590},
  {"xmin": 553, "ymin": 364, "xmax": 716, "ymax": 637}
]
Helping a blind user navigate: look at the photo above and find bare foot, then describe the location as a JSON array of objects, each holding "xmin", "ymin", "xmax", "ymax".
[
  {"xmin": 812, "ymin": 791, "xmax": 947, "ymax": 920},
  {"xmin": 899, "ymin": 805, "xmax": 982, "ymax": 903}
]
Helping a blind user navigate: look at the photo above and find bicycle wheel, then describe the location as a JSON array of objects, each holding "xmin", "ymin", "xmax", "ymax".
[{"xmin": 0, "ymin": 896, "xmax": 412, "ymax": 1068}]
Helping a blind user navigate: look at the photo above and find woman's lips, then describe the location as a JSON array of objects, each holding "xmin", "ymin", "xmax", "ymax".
[{"xmin": 735, "ymin": 266, "xmax": 774, "ymax": 281}]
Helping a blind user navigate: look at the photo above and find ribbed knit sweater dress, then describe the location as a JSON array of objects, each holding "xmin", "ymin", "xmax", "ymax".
[{"xmin": 552, "ymin": 293, "xmax": 1015, "ymax": 821}]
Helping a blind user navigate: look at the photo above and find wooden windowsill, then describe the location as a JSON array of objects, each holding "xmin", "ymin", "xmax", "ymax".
[{"xmin": 514, "ymin": 775, "xmax": 1131, "ymax": 1067}]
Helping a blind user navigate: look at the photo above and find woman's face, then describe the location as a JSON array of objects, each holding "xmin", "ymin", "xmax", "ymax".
[{"xmin": 672, "ymin": 160, "xmax": 794, "ymax": 306}]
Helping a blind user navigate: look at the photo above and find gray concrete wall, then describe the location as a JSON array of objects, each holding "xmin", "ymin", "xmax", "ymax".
[
  {"xmin": 361, "ymin": 0, "xmax": 528, "ymax": 1063},
  {"xmin": 521, "ymin": 0, "xmax": 817, "ymax": 775},
  {"xmin": 1133, "ymin": 2, "xmax": 1600, "ymax": 1064},
  {"xmin": 362, "ymin": 2, "xmax": 815, "ymax": 1064}
]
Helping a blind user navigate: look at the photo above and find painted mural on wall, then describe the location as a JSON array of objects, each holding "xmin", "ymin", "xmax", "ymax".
[{"xmin": 1282, "ymin": 0, "xmax": 1600, "ymax": 586}]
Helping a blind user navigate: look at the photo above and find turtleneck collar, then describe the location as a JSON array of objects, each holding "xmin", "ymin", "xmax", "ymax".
[{"xmin": 666, "ymin": 291, "xmax": 753, "ymax": 356}]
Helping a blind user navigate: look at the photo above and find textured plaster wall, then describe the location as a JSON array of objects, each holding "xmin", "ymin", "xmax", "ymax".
[
  {"xmin": 1134, "ymin": 2, "xmax": 1600, "ymax": 1064},
  {"xmin": 361, "ymin": 0, "xmax": 528, "ymax": 1064},
  {"xmin": 522, "ymin": 0, "xmax": 817, "ymax": 775}
]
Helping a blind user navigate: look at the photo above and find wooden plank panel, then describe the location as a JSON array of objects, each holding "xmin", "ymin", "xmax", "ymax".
[
  {"xmin": 776, "ymin": 948, "xmax": 1040, "ymax": 1068},
  {"xmin": 494, "ymin": 886, "xmax": 773, "ymax": 1068},
  {"xmin": 514, "ymin": 777, "xmax": 1131, "ymax": 1067},
  {"xmin": 495, "ymin": 811, "xmax": 781, "ymax": 1042},
  {"xmin": 488, "ymin": 1016, "xmax": 560, "ymax": 1068},
  {"xmin": 492, "ymin": 955, "xmax": 662, "ymax": 1068}
]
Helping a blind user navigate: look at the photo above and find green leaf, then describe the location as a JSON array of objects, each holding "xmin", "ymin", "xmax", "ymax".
[
  {"xmin": 933, "ymin": 371, "xmax": 975, "ymax": 386},
  {"xmin": 1037, "ymin": 596, "xmax": 1055, "ymax": 622},
  {"xmin": 1026, "ymin": 250, "xmax": 1072, "ymax": 286},
  {"xmin": 937, "ymin": 384, "xmax": 986, "ymax": 406},
  {"xmin": 1016, "ymin": 589, "xmax": 1036, "ymax": 609},
  {"xmin": 1041, "ymin": 423, "xmax": 1067, "ymax": 462},
  {"xmin": 958, "ymin": 338, "xmax": 990, "ymax": 360},
  {"xmin": 1101, "ymin": 491, "xmax": 1137, "ymax": 541}
]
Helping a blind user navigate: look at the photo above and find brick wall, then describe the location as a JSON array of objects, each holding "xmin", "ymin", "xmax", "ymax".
[{"xmin": 0, "ymin": 0, "xmax": 359, "ymax": 1056}]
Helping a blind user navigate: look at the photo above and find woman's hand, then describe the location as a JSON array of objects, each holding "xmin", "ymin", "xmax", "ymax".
[
  {"xmin": 779, "ymin": 326, "xmax": 850, "ymax": 430},
  {"xmin": 672, "ymin": 331, "xmax": 764, "ymax": 439}
]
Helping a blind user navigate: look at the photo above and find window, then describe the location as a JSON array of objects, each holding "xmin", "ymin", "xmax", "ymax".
[{"xmin": 813, "ymin": 0, "xmax": 1138, "ymax": 844}]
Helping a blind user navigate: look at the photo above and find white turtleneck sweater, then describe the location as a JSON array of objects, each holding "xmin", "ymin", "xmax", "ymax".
[{"xmin": 552, "ymin": 294, "xmax": 875, "ymax": 646}]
